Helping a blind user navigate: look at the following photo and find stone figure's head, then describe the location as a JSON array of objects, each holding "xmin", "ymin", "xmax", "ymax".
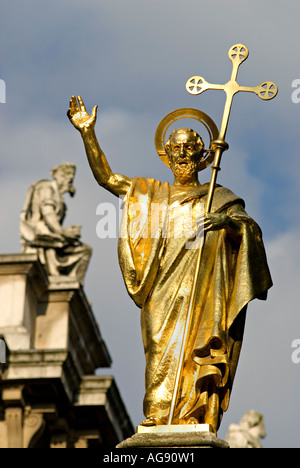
[
  {"xmin": 51, "ymin": 163, "xmax": 76, "ymax": 197},
  {"xmin": 165, "ymin": 128, "xmax": 205, "ymax": 183}
]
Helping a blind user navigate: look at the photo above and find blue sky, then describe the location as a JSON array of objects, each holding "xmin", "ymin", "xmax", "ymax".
[{"xmin": 1, "ymin": 0, "xmax": 300, "ymax": 448}]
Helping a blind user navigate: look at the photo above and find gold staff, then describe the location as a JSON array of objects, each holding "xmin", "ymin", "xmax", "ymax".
[{"xmin": 168, "ymin": 44, "xmax": 278, "ymax": 425}]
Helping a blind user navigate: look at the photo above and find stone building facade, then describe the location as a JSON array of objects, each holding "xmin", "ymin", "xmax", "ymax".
[{"xmin": 0, "ymin": 253, "xmax": 134, "ymax": 448}]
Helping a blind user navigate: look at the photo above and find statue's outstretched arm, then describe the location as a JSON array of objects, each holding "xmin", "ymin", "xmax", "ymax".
[{"xmin": 67, "ymin": 95, "xmax": 132, "ymax": 197}]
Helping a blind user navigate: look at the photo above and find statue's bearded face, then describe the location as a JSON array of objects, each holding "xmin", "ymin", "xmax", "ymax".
[
  {"xmin": 166, "ymin": 130, "xmax": 204, "ymax": 182},
  {"xmin": 53, "ymin": 166, "xmax": 76, "ymax": 196}
]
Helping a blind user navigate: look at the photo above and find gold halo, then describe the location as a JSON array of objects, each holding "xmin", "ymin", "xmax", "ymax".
[{"xmin": 155, "ymin": 108, "xmax": 219, "ymax": 171}]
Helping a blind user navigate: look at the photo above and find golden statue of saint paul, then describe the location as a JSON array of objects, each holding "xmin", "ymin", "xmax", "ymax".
[{"xmin": 67, "ymin": 92, "xmax": 272, "ymax": 435}]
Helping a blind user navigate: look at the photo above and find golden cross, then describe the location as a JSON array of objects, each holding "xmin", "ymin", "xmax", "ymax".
[
  {"xmin": 186, "ymin": 44, "xmax": 278, "ymax": 143},
  {"xmin": 185, "ymin": 43, "xmax": 277, "ymax": 215}
]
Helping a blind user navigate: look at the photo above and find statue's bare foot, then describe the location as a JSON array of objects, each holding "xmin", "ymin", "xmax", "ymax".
[
  {"xmin": 139, "ymin": 417, "xmax": 162, "ymax": 427},
  {"xmin": 185, "ymin": 417, "xmax": 199, "ymax": 424}
]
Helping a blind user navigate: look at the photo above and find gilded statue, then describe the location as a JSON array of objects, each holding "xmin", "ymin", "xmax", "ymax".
[
  {"xmin": 20, "ymin": 162, "xmax": 92, "ymax": 285},
  {"xmin": 67, "ymin": 95, "xmax": 272, "ymax": 434}
]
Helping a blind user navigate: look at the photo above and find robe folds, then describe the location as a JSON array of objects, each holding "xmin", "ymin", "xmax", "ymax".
[{"xmin": 118, "ymin": 177, "xmax": 272, "ymax": 428}]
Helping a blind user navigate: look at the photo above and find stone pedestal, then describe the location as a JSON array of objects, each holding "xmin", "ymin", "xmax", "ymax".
[
  {"xmin": 0, "ymin": 253, "xmax": 134, "ymax": 448},
  {"xmin": 0, "ymin": 253, "xmax": 47, "ymax": 349},
  {"xmin": 117, "ymin": 425, "xmax": 229, "ymax": 449}
]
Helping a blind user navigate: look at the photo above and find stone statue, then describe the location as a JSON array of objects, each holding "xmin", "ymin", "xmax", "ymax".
[
  {"xmin": 226, "ymin": 410, "xmax": 267, "ymax": 448},
  {"xmin": 20, "ymin": 162, "xmax": 92, "ymax": 285},
  {"xmin": 67, "ymin": 95, "xmax": 272, "ymax": 435}
]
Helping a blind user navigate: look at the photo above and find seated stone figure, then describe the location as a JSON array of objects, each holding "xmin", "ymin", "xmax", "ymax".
[{"xmin": 20, "ymin": 162, "xmax": 92, "ymax": 285}]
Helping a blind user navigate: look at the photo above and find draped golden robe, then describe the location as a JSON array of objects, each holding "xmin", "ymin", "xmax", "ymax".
[{"xmin": 118, "ymin": 177, "xmax": 272, "ymax": 431}]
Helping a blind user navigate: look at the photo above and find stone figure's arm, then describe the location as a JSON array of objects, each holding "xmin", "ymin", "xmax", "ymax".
[
  {"xmin": 36, "ymin": 183, "xmax": 80, "ymax": 243},
  {"xmin": 67, "ymin": 96, "xmax": 132, "ymax": 197},
  {"xmin": 41, "ymin": 204, "xmax": 80, "ymax": 242}
]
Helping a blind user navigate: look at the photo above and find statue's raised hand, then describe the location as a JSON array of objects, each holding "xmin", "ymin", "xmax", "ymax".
[{"xmin": 67, "ymin": 95, "xmax": 98, "ymax": 132}]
